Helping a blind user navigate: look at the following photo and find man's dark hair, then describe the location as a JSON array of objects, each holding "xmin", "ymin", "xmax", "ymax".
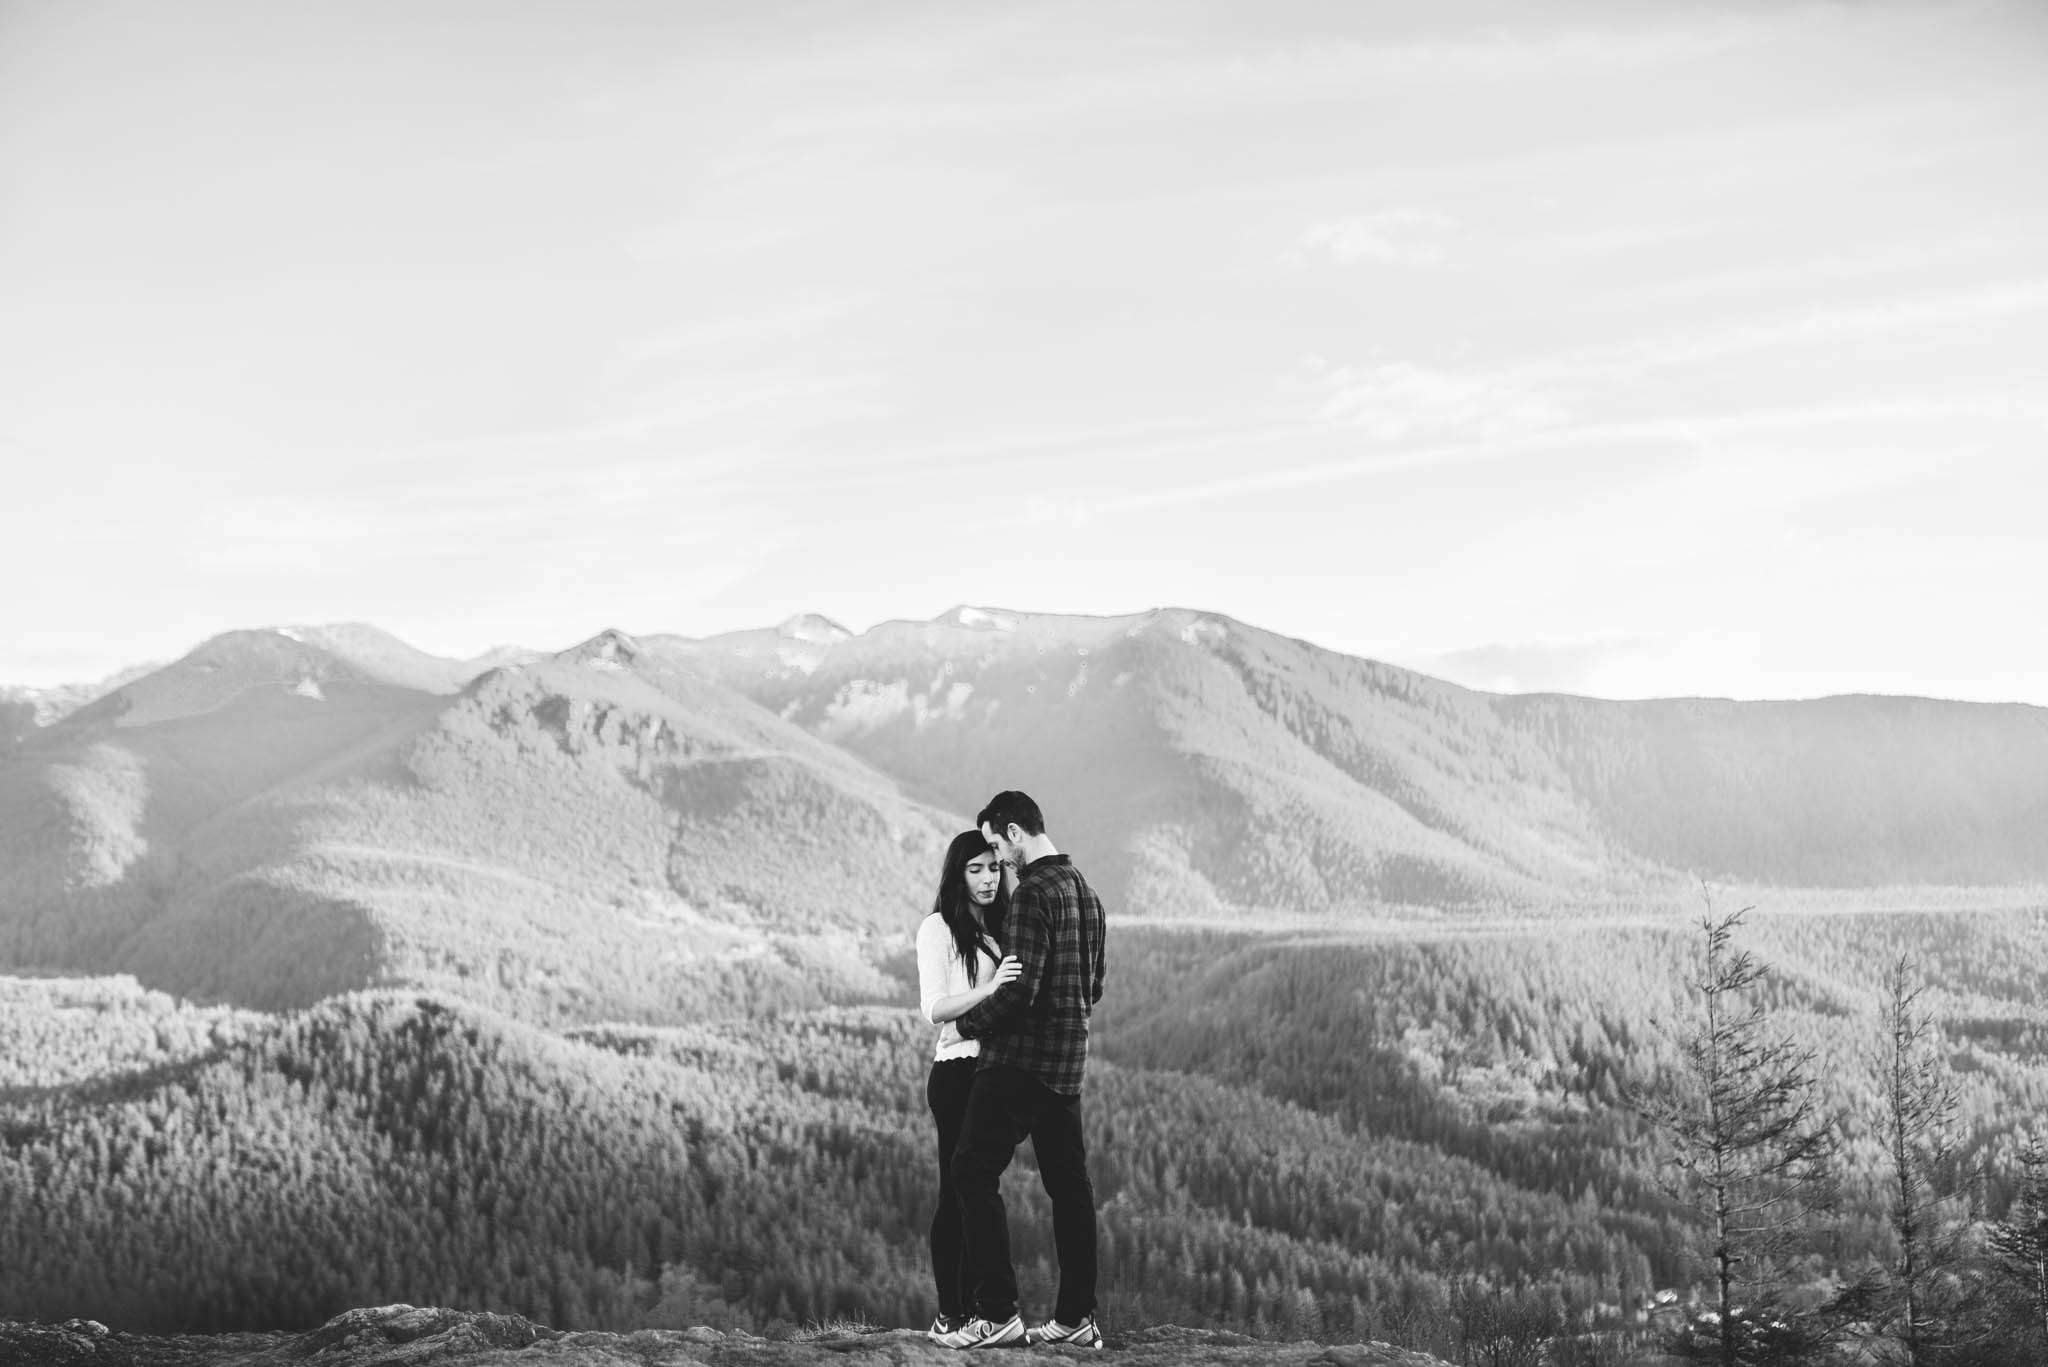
[{"xmin": 977, "ymin": 790, "xmax": 1045, "ymax": 837}]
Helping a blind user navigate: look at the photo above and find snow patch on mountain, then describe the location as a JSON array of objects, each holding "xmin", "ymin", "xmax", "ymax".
[
  {"xmin": 818, "ymin": 676, "xmax": 977, "ymax": 739},
  {"xmin": 819, "ymin": 679, "xmax": 912, "ymax": 740},
  {"xmin": 944, "ymin": 606, "xmax": 1019, "ymax": 632},
  {"xmin": 777, "ymin": 613, "xmax": 852, "ymax": 644},
  {"xmin": 559, "ymin": 629, "xmax": 641, "ymax": 672}
]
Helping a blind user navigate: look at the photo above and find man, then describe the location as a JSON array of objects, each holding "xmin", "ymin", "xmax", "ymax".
[{"xmin": 939, "ymin": 790, "xmax": 1108, "ymax": 1351}]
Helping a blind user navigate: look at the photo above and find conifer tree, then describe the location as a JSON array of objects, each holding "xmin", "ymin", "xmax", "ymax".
[
  {"xmin": 1635, "ymin": 900, "xmax": 1837, "ymax": 1366},
  {"xmin": 1988, "ymin": 1138, "xmax": 2048, "ymax": 1351},
  {"xmin": 1872, "ymin": 954, "xmax": 1964, "ymax": 1364}
]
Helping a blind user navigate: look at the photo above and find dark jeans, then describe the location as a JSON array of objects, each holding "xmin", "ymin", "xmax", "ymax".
[
  {"xmin": 927, "ymin": 1058, "xmax": 979, "ymax": 1318},
  {"xmin": 951, "ymin": 1064, "xmax": 1098, "ymax": 1324}
]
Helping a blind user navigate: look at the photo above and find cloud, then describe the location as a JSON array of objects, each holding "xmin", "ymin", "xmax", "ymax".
[
  {"xmin": 191, "ymin": 451, "xmax": 777, "ymax": 572},
  {"xmin": 1312, "ymin": 358, "xmax": 1568, "ymax": 442},
  {"xmin": 1296, "ymin": 209, "xmax": 1455, "ymax": 267},
  {"xmin": 995, "ymin": 18, "xmax": 1777, "ymax": 124},
  {"xmin": 1040, "ymin": 387, "xmax": 2041, "ymax": 527},
  {"xmin": 1545, "ymin": 278, "xmax": 2048, "ymax": 384},
  {"xmin": 1042, "ymin": 422, "xmax": 1634, "ymax": 523},
  {"xmin": 1297, "ymin": 278, "xmax": 2048, "ymax": 453},
  {"xmin": 663, "ymin": 9, "xmax": 1780, "ymax": 151}
]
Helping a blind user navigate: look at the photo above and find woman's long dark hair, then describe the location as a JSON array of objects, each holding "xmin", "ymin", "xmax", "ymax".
[{"xmin": 933, "ymin": 829, "xmax": 1006, "ymax": 985}]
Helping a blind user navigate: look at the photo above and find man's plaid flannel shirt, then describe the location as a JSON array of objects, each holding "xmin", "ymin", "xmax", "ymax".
[{"xmin": 954, "ymin": 853, "xmax": 1106, "ymax": 1096}]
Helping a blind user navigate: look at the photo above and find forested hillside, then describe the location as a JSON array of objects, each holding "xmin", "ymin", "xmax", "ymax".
[
  {"xmin": 0, "ymin": 977, "xmax": 1647, "ymax": 1345},
  {"xmin": 6, "ymin": 902, "xmax": 2047, "ymax": 1355},
  {"xmin": 1098, "ymin": 912, "xmax": 2048, "ymax": 1236}
]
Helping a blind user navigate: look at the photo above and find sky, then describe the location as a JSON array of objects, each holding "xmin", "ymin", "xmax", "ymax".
[{"xmin": 3, "ymin": 0, "xmax": 2045, "ymax": 703}]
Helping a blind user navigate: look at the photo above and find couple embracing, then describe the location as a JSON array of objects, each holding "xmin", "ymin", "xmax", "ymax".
[{"xmin": 915, "ymin": 790, "xmax": 1108, "ymax": 1350}]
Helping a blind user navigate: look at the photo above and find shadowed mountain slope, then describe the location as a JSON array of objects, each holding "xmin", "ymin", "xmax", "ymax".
[
  {"xmin": 667, "ymin": 608, "xmax": 1571, "ymax": 918},
  {"xmin": 0, "ymin": 628, "xmax": 953, "ymax": 1018},
  {"xmin": 1498, "ymin": 691, "xmax": 2048, "ymax": 884}
]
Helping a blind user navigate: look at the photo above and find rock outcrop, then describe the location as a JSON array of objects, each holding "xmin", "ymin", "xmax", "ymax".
[{"xmin": 0, "ymin": 1306, "xmax": 1456, "ymax": 1367}]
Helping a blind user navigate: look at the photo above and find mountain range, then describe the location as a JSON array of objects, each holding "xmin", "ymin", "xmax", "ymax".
[
  {"xmin": 7, "ymin": 607, "xmax": 2048, "ymax": 1346},
  {"xmin": 4, "ymin": 606, "xmax": 2045, "ymax": 1020}
]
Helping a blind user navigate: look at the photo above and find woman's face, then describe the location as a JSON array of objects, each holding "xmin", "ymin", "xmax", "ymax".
[{"xmin": 963, "ymin": 850, "xmax": 1000, "ymax": 907}]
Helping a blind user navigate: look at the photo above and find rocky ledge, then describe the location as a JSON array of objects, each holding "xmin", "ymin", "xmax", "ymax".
[{"xmin": 1, "ymin": 1306, "xmax": 1455, "ymax": 1367}]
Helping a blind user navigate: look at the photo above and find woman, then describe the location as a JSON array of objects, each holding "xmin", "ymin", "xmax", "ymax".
[{"xmin": 917, "ymin": 829, "xmax": 1020, "ymax": 1341}]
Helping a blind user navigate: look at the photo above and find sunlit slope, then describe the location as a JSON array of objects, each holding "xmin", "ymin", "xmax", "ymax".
[
  {"xmin": 680, "ymin": 606, "xmax": 2048, "ymax": 918},
  {"xmin": 0, "ymin": 632, "xmax": 449, "ymax": 972},
  {"xmin": 0, "ymin": 629, "xmax": 954, "ymax": 1019}
]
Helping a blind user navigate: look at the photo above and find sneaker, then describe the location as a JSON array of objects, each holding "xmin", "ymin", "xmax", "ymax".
[
  {"xmin": 929, "ymin": 1314, "xmax": 966, "ymax": 1342},
  {"xmin": 937, "ymin": 1313, "xmax": 1027, "ymax": 1349},
  {"xmin": 1027, "ymin": 1315, "xmax": 1103, "ymax": 1349}
]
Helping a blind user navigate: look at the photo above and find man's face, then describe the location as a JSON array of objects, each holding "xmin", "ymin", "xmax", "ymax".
[{"xmin": 980, "ymin": 821, "xmax": 1021, "ymax": 870}]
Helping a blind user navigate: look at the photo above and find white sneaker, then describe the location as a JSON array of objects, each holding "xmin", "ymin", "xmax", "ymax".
[
  {"xmin": 938, "ymin": 1313, "xmax": 1027, "ymax": 1349},
  {"xmin": 929, "ymin": 1313, "xmax": 966, "ymax": 1342},
  {"xmin": 1027, "ymin": 1315, "xmax": 1103, "ymax": 1348}
]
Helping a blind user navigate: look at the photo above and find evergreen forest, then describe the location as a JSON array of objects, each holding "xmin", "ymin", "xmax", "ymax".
[{"xmin": 6, "ymin": 903, "xmax": 2048, "ymax": 1363}]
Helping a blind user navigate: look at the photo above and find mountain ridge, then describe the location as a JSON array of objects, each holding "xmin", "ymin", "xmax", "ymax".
[
  {"xmin": 5, "ymin": 607, "xmax": 2045, "ymax": 1019},
  {"xmin": 13, "ymin": 604, "xmax": 2039, "ymax": 720}
]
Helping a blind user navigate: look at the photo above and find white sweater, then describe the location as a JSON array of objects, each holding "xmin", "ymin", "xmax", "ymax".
[{"xmin": 916, "ymin": 912, "xmax": 1000, "ymax": 1062}]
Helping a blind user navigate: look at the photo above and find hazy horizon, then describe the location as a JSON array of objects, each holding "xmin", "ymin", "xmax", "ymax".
[{"xmin": 6, "ymin": 1, "xmax": 2045, "ymax": 703}]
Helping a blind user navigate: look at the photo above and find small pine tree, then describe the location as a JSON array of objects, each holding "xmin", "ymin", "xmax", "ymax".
[
  {"xmin": 1873, "ymin": 954, "xmax": 1966, "ymax": 1364},
  {"xmin": 1634, "ymin": 898, "xmax": 1838, "ymax": 1367},
  {"xmin": 1988, "ymin": 1138, "xmax": 2048, "ymax": 1349}
]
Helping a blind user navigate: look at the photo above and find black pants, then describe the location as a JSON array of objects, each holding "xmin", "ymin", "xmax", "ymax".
[
  {"xmin": 927, "ymin": 1057, "xmax": 979, "ymax": 1318},
  {"xmin": 951, "ymin": 1064, "xmax": 1098, "ymax": 1324}
]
